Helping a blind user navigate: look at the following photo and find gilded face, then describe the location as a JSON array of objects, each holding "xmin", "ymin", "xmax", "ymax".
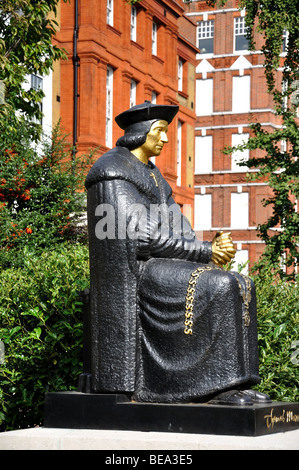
[{"xmin": 139, "ymin": 120, "xmax": 169, "ymax": 158}]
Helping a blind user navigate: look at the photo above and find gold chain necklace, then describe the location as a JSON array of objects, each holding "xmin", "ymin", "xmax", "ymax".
[
  {"xmin": 184, "ymin": 266, "xmax": 252, "ymax": 335},
  {"xmin": 184, "ymin": 266, "xmax": 212, "ymax": 335},
  {"xmin": 150, "ymin": 172, "xmax": 159, "ymax": 187},
  {"xmin": 229, "ymin": 272, "xmax": 252, "ymax": 327}
]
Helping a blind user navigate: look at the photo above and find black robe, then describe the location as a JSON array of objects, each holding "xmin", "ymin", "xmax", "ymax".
[{"xmin": 85, "ymin": 146, "xmax": 260, "ymax": 403}]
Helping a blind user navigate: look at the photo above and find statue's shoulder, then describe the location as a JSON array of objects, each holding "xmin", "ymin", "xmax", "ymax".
[
  {"xmin": 85, "ymin": 146, "xmax": 172, "ymax": 202},
  {"xmin": 85, "ymin": 147, "xmax": 136, "ymax": 189}
]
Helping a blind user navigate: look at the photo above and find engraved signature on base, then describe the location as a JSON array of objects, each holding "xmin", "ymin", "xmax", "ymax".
[{"xmin": 264, "ymin": 408, "xmax": 299, "ymax": 429}]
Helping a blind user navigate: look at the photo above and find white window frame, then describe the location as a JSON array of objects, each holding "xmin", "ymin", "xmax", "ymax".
[
  {"xmin": 152, "ymin": 22, "xmax": 157, "ymax": 55},
  {"xmin": 234, "ymin": 17, "xmax": 249, "ymax": 53},
  {"xmin": 31, "ymin": 74, "xmax": 43, "ymax": 92},
  {"xmin": 106, "ymin": 66, "xmax": 113, "ymax": 148},
  {"xmin": 25, "ymin": 72, "xmax": 52, "ymax": 140},
  {"xmin": 195, "ymin": 135, "xmax": 213, "ymax": 174},
  {"xmin": 130, "ymin": 79, "xmax": 137, "ymax": 108},
  {"xmin": 150, "ymin": 90, "xmax": 158, "ymax": 164},
  {"xmin": 231, "ymin": 133, "xmax": 249, "ymax": 171},
  {"xmin": 130, "ymin": 5, "xmax": 137, "ymax": 41},
  {"xmin": 197, "ymin": 20, "xmax": 214, "ymax": 55},
  {"xmin": 281, "ymin": 139, "xmax": 287, "ymax": 153},
  {"xmin": 178, "ymin": 58, "xmax": 183, "ymax": 92},
  {"xmin": 282, "ymin": 29, "xmax": 289, "ymax": 53},
  {"xmin": 196, "ymin": 78, "xmax": 213, "ymax": 116},
  {"xmin": 177, "ymin": 120, "xmax": 182, "ymax": 186},
  {"xmin": 30, "ymin": 74, "xmax": 43, "ymax": 125},
  {"xmin": 282, "ymin": 79, "xmax": 288, "ymax": 111},
  {"xmin": 232, "ymin": 75, "xmax": 250, "ymax": 113},
  {"xmin": 194, "ymin": 194, "xmax": 212, "ymax": 231},
  {"xmin": 41, "ymin": 72, "xmax": 53, "ymax": 134},
  {"xmin": 232, "ymin": 249, "xmax": 249, "ymax": 274},
  {"xmin": 107, "ymin": 0, "xmax": 113, "ymax": 26},
  {"xmin": 231, "ymin": 192, "xmax": 249, "ymax": 229}
]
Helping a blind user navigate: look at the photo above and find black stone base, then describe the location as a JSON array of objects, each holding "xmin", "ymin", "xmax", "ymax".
[{"xmin": 43, "ymin": 391, "xmax": 299, "ymax": 437}]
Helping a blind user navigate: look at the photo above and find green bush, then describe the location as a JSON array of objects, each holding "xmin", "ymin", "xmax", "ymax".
[
  {"xmin": 0, "ymin": 244, "xmax": 89, "ymax": 431},
  {"xmin": 252, "ymin": 267, "xmax": 299, "ymax": 402},
  {"xmin": 0, "ymin": 114, "xmax": 94, "ymax": 268},
  {"xmin": 0, "ymin": 107, "xmax": 95, "ymax": 430},
  {"xmin": 0, "ymin": 251, "xmax": 298, "ymax": 431}
]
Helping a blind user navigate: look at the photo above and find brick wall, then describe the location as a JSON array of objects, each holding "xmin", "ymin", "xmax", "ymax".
[
  {"xmin": 185, "ymin": 0, "xmax": 286, "ymax": 269},
  {"xmin": 55, "ymin": 0, "xmax": 198, "ymax": 209}
]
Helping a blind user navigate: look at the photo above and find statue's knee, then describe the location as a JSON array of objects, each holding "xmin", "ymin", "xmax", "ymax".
[{"xmin": 213, "ymin": 270, "xmax": 235, "ymax": 292}]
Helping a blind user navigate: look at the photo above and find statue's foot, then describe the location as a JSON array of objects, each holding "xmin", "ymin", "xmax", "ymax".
[
  {"xmin": 241, "ymin": 389, "xmax": 271, "ymax": 403},
  {"xmin": 208, "ymin": 389, "xmax": 253, "ymax": 406},
  {"xmin": 208, "ymin": 388, "xmax": 272, "ymax": 406}
]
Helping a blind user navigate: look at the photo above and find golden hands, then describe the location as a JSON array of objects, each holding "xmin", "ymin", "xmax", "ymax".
[{"xmin": 211, "ymin": 231, "xmax": 236, "ymax": 267}]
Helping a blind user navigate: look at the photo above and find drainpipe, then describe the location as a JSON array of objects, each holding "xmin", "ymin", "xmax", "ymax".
[{"xmin": 72, "ymin": 0, "xmax": 79, "ymax": 167}]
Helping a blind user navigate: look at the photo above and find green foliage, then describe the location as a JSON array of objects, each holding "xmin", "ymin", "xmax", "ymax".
[
  {"xmin": 224, "ymin": 116, "xmax": 299, "ymax": 278},
  {"xmin": 251, "ymin": 267, "xmax": 299, "ymax": 402},
  {"xmin": 228, "ymin": 262, "xmax": 298, "ymax": 402},
  {"xmin": 0, "ymin": 0, "xmax": 68, "ymax": 140},
  {"xmin": 0, "ymin": 6, "xmax": 95, "ymax": 426},
  {"xmin": 0, "ymin": 244, "xmax": 89, "ymax": 431},
  {"xmin": 237, "ymin": 0, "xmax": 299, "ymax": 97},
  {"xmin": 0, "ymin": 111, "xmax": 94, "ymax": 268},
  {"xmin": 124, "ymin": 0, "xmax": 143, "ymax": 4},
  {"xmin": 0, "ymin": 257, "xmax": 297, "ymax": 430}
]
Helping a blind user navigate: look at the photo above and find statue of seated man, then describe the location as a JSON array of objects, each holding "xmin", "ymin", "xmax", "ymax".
[{"xmin": 85, "ymin": 101, "xmax": 271, "ymax": 406}]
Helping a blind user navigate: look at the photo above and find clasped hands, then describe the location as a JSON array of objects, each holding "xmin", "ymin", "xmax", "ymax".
[{"xmin": 211, "ymin": 231, "xmax": 236, "ymax": 267}]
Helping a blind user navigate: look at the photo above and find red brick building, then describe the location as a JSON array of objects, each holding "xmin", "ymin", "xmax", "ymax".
[
  {"xmin": 184, "ymin": 0, "xmax": 288, "ymax": 271},
  {"xmin": 53, "ymin": 0, "xmax": 199, "ymax": 212},
  {"xmin": 49, "ymin": 0, "xmax": 293, "ymax": 270}
]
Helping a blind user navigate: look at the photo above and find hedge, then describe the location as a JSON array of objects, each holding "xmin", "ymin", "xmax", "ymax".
[
  {"xmin": 0, "ymin": 248, "xmax": 298, "ymax": 430},
  {"xmin": 0, "ymin": 243, "xmax": 89, "ymax": 431}
]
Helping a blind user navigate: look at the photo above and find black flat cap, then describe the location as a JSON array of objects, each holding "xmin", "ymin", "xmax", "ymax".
[{"xmin": 115, "ymin": 101, "xmax": 179, "ymax": 130}]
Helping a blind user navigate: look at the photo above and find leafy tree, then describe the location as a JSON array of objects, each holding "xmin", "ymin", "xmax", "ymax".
[
  {"xmin": 0, "ymin": 109, "xmax": 94, "ymax": 268},
  {"xmin": 0, "ymin": 0, "xmax": 67, "ymax": 140},
  {"xmin": 0, "ymin": 0, "xmax": 97, "ymax": 267},
  {"xmin": 208, "ymin": 0, "xmax": 299, "ymax": 278}
]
